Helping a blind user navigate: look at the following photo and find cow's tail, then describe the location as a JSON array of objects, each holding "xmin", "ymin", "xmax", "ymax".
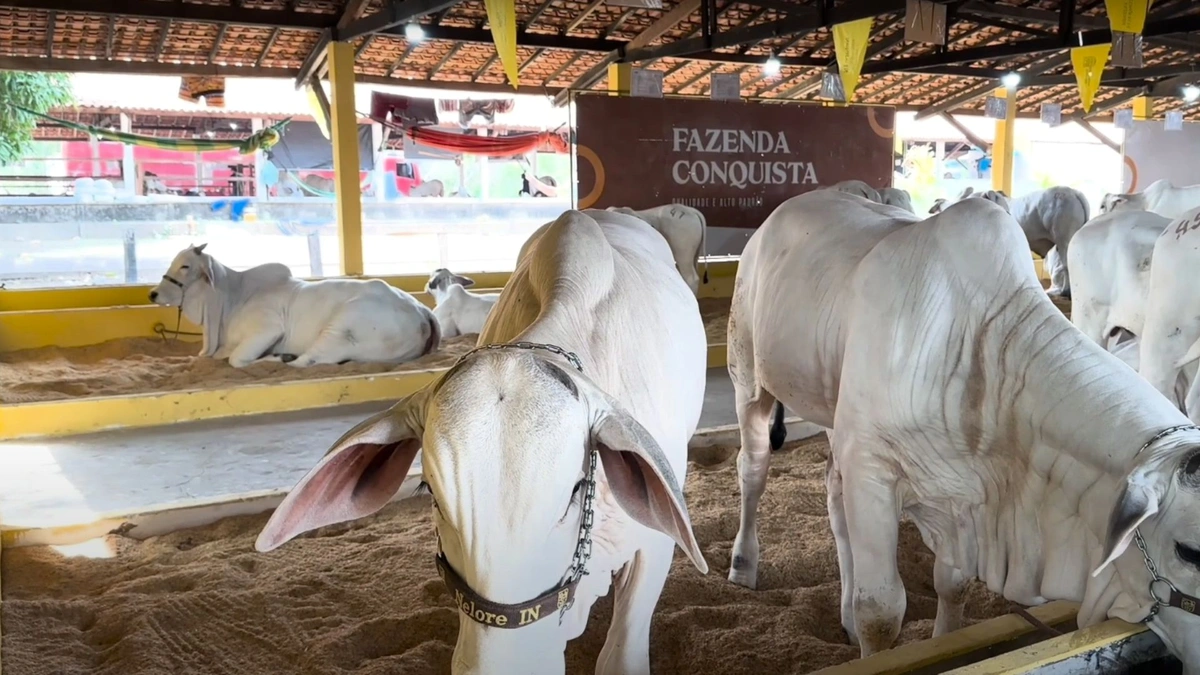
[
  {"xmin": 697, "ymin": 208, "xmax": 710, "ymax": 285},
  {"xmin": 769, "ymin": 400, "xmax": 786, "ymax": 451},
  {"xmin": 422, "ymin": 307, "xmax": 442, "ymax": 356}
]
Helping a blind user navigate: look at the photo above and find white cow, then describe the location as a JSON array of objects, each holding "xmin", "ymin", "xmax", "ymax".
[
  {"xmin": 830, "ymin": 179, "xmax": 882, "ymax": 203},
  {"xmin": 878, "ymin": 187, "xmax": 915, "ymax": 214},
  {"xmin": 424, "ymin": 268, "xmax": 499, "ymax": 338},
  {"xmin": 1066, "ymin": 210, "xmax": 1170, "ymax": 348},
  {"xmin": 149, "ymin": 244, "xmax": 440, "ymax": 368},
  {"xmin": 1009, "ymin": 187, "xmax": 1091, "ymax": 297},
  {"xmin": 256, "ymin": 209, "xmax": 708, "ymax": 675},
  {"xmin": 932, "ymin": 186, "xmax": 1090, "ymax": 297},
  {"xmin": 1138, "ymin": 206, "xmax": 1200, "ymax": 418},
  {"xmin": 600, "ymin": 204, "xmax": 709, "ymax": 295},
  {"xmin": 928, "ymin": 185, "xmax": 1012, "ymax": 215},
  {"xmin": 1102, "ymin": 179, "xmax": 1200, "ymax": 219},
  {"xmin": 727, "ymin": 190, "xmax": 1200, "ymax": 670}
]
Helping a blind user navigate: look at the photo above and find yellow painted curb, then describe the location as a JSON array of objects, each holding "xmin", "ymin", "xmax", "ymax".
[
  {"xmin": 945, "ymin": 618, "xmax": 1148, "ymax": 674},
  {"xmin": 811, "ymin": 601, "xmax": 1079, "ymax": 675},
  {"xmin": 0, "ymin": 345, "xmax": 731, "ymax": 439}
]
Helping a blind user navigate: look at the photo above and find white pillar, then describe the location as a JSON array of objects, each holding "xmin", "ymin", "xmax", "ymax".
[{"xmin": 120, "ymin": 113, "xmax": 136, "ymax": 197}]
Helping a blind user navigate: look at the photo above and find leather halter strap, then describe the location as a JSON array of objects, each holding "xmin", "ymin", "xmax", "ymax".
[{"xmin": 436, "ymin": 554, "xmax": 583, "ymax": 629}]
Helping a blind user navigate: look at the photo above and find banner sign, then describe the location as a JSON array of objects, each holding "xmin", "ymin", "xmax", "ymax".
[{"xmin": 573, "ymin": 95, "xmax": 895, "ymax": 229}]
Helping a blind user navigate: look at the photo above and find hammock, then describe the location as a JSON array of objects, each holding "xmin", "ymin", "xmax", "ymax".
[
  {"xmin": 10, "ymin": 104, "xmax": 290, "ymax": 154},
  {"xmin": 405, "ymin": 125, "xmax": 569, "ymax": 157}
]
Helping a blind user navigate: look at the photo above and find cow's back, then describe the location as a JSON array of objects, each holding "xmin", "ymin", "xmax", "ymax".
[
  {"xmin": 731, "ymin": 191, "xmax": 917, "ymax": 427},
  {"xmin": 483, "ymin": 209, "xmax": 706, "ymax": 464}
]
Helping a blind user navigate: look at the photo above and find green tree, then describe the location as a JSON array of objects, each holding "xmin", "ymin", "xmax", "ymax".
[{"xmin": 0, "ymin": 71, "xmax": 74, "ymax": 165}]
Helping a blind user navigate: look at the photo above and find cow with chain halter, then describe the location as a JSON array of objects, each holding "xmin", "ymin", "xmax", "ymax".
[
  {"xmin": 256, "ymin": 208, "xmax": 709, "ymax": 674},
  {"xmin": 727, "ymin": 190, "xmax": 1200, "ymax": 670}
]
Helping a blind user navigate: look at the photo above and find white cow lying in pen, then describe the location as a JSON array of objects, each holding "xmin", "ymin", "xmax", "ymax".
[
  {"xmin": 149, "ymin": 244, "xmax": 440, "ymax": 368},
  {"xmin": 605, "ymin": 204, "xmax": 709, "ymax": 294},
  {"xmin": 256, "ymin": 208, "xmax": 709, "ymax": 675},
  {"xmin": 1066, "ymin": 209, "xmax": 1169, "ymax": 348},
  {"xmin": 424, "ymin": 268, "xmax": 499, "ymax": 338},
  {"xmin": 1102, "ymin": 179, "xmax": 1200, "ymax": 219},
  {"xmin": 727, "ymin": 190, "xmax": 1200, "ymax": 670}
]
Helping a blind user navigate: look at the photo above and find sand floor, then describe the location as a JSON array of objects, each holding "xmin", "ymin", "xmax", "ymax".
[
  {"xmin": 0, "ymin": 299, "xmax": 733, "ymax": 404},
  {"xmin": 4, "ymin": 436, "xmax": 1015, "ymax": 675}
]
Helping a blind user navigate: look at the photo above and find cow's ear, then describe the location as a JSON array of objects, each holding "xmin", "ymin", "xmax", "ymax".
[
  {"xmin": 256, "ymin": 389, "xmax": 429, "ymax": 552},
  {"xmin": 193, "ymin": 243, "xmax": 208, "ymax": 254},
  {"xmin": 591, "ymin": 405, "xmax": 708, "ymax": 574},
  {"xmin": 452, "ymin": 274, "xmax": 476, "ymax": 287},
  {"xmin": 1093, "ymin": 468, "xmax": 1163, "ymax": 576},
  {"xmin": 929, "ymin": 199, "xmax": 946, "ymax": 214}
]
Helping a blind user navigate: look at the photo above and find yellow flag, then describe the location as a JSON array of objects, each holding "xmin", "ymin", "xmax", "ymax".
[
  {"xmin": 1105, "ymin": 0, "xmax": 1150, "ymax": 34},
  {"xmin": 1071, "ymin": 44, "xmax": 1110, "ymax": 113},
  {"xmin": 485, "ymin": 0, "xmax": 519, "ymax": 88},
  {"xmin": 305, "ymin": 82, "xmax": 330, "ymax": 139},
  {"xmin": 833, "ymin": 17, "xmax": 873, "ymax": 102}
]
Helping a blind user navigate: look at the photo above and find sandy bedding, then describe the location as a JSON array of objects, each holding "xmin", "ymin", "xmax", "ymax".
[
  {"xmin": 4, "ymin": 436, "xmax": 1015, "ymax": 675},
  {"xmin": 0, "ymin": 301, "xmax": 734, "ymax": 404}
]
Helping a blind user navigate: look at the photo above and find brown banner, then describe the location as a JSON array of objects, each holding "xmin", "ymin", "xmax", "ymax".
[{"xmin": 574, "ymin": 95, "xmax": 895, "ymax": 229}]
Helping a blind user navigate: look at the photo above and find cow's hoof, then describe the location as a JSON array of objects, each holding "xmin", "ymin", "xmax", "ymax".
[
  {"xmin": 279, "ymin": 354, "xmax": 298, "ymax": 363},
  {"xmin": 728, "ymin": 559, "xmax": 758, "ymax": 589}
]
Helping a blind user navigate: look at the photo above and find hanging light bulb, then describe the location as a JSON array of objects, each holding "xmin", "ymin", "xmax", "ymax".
[
  {"xmin": 1001, "ymin": 72, "xmax": 1021, "ymax": 89},
  {"xmin": 1183, "ymin": 85, "xmax": 1200, "ymax": 102},
  {"xmin": 405, "ymin": 23, "xmax": 426, "ymax": 43},
  {"xmin": 763, "ymin": 54, "xmax": 781, "ymax": 76}
]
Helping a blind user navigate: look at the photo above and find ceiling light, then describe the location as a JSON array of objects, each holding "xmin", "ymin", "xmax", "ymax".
[
  {"xmin": 230, "ymin": 122, "xmax": 239, "ymax": 130},
  {"xmin": 1001, "ymin": 72, "xmax": 1021, "ymax": 89},
  {"xmin": 405, "ymin": 23, "xmax": 425, "ymax": 42},
  {"xmin": 763, "ymin": 55, "xmax": 781, "ymax": 76},
  {"xmin": 1184, "ymin": 85, "xmax": 1200, "ymax": 102},
  {"xmin": 205, "ymin": 130, "xmax": 215, "ymax": 138}
]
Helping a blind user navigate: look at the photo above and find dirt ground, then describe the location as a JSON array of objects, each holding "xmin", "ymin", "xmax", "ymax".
[
  {"xmin": 0, "ymin": 300, "xmax": 733, "ymax": 404},
  {"xmin": 3, "ymin": 436, "xmax": 1015, "ymax": 675}
]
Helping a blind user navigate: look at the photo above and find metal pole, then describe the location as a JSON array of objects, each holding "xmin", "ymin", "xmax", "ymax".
[
  {"xmin": 307, "ymin": 231, "xmax": 324, "ymax": 277},
  {"xmin": 123, "ymin": 229, "xmax": 138, "ymax": 284}
]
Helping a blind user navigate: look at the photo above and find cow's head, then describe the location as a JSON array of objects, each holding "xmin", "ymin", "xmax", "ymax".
[
  {"xmin": 256, "ymin": 348, "xmax": 707, "ymax": 674},
  {"xmin": 1101, "ymin": 193, "xmax": 1143, "ymax": 214},
  {"xmin": 149, "ymin": 243, "xmax": 210, "ymax": 305},
  {"xmin": 425, "ymin": 268, "xmax": 476, "ymax": 302},
  {"xmin": 1094, "ymin": 430, "xmax": 1200, "ymax": 672}
]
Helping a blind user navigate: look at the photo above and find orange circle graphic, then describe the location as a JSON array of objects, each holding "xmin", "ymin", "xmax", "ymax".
[
  {"xmin": 1123, "ymin": 155, "xmax": 1138, "ymax": 193},
  {"xmin": 576, "ymin": 144, "xmax": 606, "ymax": 209},
  {"xmin": 868, "ymin": 107, "xmax": 894, "ymax": 138}
]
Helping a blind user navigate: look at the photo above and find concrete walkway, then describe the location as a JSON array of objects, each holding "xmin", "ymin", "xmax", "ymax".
[{"xmin": 0, "ymin": 368, "xmax": 766, "ymax": 531}]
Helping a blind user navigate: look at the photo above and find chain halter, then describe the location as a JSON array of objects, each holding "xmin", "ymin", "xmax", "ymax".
[
  {"xmin": 1129, "ymin": 424, "xmax": 1200, "ymax": 622},
  {"xmin": 434, "ymin": 341, "xmax": 598, "ymax": 629}
]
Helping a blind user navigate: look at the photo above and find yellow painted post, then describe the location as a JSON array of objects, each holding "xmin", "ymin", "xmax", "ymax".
[
  {"xmin": 607, "ymin": 63, "xmax": 631, "ymax": 95},
  {"xmin": 1132, "ymin": 96, "xmax": 1153, "ymax": 121},
  {"xmin": 326, "ymin": 41, "xmax": 364, "ymax": 276},
  {"xmin": 991, "ymin": 87, "xmax": 1016, "ymax": 195}
]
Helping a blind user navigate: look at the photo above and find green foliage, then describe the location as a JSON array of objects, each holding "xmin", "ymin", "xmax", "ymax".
[{"xmin": 0, "ymin": 71, "xmax": 74, "ymax": 166}]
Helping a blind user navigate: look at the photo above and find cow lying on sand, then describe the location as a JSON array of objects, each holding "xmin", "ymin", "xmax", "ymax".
[
  {"xmin": 149, "ymin": 244, "xmax": 439, "ymax": 368},
  {"xmin": 256, "ymin": 209, "xmax": 708, "ymax": 675},
  {"xmin": 728, "ymin": 190, "xmax": 1200, "ymax": 671},
  {"xmin": 425, "ymin": 268, "xmax": 499, "ymax": 337}
]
